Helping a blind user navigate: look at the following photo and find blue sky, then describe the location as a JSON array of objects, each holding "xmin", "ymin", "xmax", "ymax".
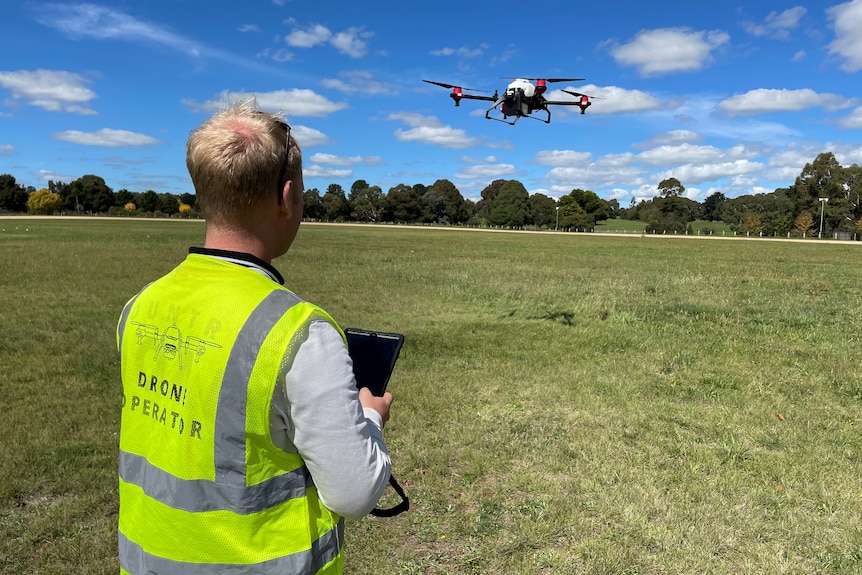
[{"xmin": 1, "ymin": 1, "xmax": 861, "ymax": 204}]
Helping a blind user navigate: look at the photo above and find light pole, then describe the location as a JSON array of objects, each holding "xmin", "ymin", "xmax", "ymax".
[
  {"xmin": 555, "ymin": 206, "xmax": 560, "ymax": 231},
  {"xmin": 819, "ymin": 197, "xmax": 829, "ymax": 238}
]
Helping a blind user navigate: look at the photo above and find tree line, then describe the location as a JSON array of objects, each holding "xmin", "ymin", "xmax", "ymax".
[{"xmin": 1, "ymin": 151, "xmax": 859, "ymax": 236}]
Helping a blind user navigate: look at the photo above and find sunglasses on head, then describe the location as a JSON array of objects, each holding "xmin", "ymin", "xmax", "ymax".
[{"xmin": 276, "ymin": 121, "xmax": 291, "ymax": 205}]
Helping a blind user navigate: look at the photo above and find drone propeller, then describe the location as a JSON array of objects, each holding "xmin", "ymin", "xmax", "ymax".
[
  {"xmin": 562, "ymin": 89, "xmax": 602, "ymax": 99},
  {"xmin": 423, "ymin": 79, "xmax": 492, "ymax": 93},
  {"xmin": 501, "ymin": 77, "xmax": 585, "ymax": 83}
]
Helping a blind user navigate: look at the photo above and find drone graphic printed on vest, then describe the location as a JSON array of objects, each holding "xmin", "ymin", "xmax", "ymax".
[{"xmin": 131, "ymin": 321, "xmax": 222, "ymax": 370}]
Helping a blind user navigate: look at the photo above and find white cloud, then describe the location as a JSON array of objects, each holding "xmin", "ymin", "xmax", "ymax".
[
  {"xmin": 330, "ymin": 27, "xmax": 372, "ymax": 58},
  {"xmin": 454, "ymin": 164, "xmax": 517, "ymax": 179},
  {"xmin": 838, "ymin": 106, "xmax": 862, "ymax": 129},
  {"xmin": 183, "ymin": 89, "xmax": 347, "ymax": 118},
  {"xmin": 608, "ymin": 27, "xmax": 729, "ymax": 76},
  {"xmin": 643, "ymin": 130, "xmax": 703, "ymax": 146},
  {"xmin": 321, "ymin": 71, "xmax": 394, "ymax": 95},
  {"xmin": 460, "ymin": 155, "xmax": 498, "ymax": 164},
  {"xmin": 37, "ymin": 4, "xmax": 203, "ymax": 57},
  {"xmin": 256, "ymin": 47, "xmax": 294, "ymax": 62},
  {"xmin": 37, "ymin": 3, "xmax": 274, "ymax": 73},
  {"xmin": 534, "ymin": 150, "xmax": 592, "ymax": 167},
  {"xmin": 637, "ymin": 143, "xmax": 725, "ymax": 167},
  {"xmin": 741, "ymin": 7, "xmax": 806, "ymax": 39},
  {"xmin": 284, "ymin": 23, "xmax": 372, "ymax": 58},
  {"xmin": 52, "ymin": 128, "xmax": 160, "ymax": 147},
  {"xmin": 654, "ymin": 159, "xmax": 764, "ymax": 185},
  {"xmin": 239, "ymin": 24, "xmax": 260, "ymax": 33},
  {"xmin": 430, "ymin": 43, "xmax": 489, "ymax": 58},
  {"xmin": 309, "ymin": 153, "xmax": 383, "ymax": 166},
  {"xmin": 828, "ymin": 0, "xmax": 862, "ymax": 72},
  {"xmin": 291, "ymin": 125, "xmax": 330, "ymax": 147},
  {"xmin": 718, "ymin": 88, "xmax": 852, "ymax": 116},
  {"xmin": 548, "ymin": 85, "xmax": 664, "ymax": 115},
  {"xmin": 545, "ymin": 153, "xmax": 643, "ymax": 190},
  {"xmin": 304, "ymin": 165, "xmax": 352, "ymax": 179},
  {"xmin": 0, "ymin": 144, "xmax": 14, "ymax": 155},
  {"xmin": 285, "ymin": 24, "xmax": 332, "ymax": 48},
  {"xmin": 0, "ymin": 69, "xmax": 97, "ymax": 114},
  {"xmin": 33, "ymin": 169, "xmax": 73, "ymax": 183},
  {"xmin": 387, "ymin": 112, "xmax": 480, "ymax": 149}
]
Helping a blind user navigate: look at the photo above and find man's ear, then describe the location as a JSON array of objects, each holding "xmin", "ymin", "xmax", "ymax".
[{"xmin": 279, "ymin": 180, "xmax": 294, "ymax": 217}]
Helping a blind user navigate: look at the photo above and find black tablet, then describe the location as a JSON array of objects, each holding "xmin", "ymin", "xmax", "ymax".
[{"xmin": 344, "ymin": 328, "xmax": 404, "ymax": 396}]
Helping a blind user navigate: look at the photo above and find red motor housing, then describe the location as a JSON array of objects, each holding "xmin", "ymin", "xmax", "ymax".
[
  {"xmin": 578, "ymin": 95, "xmax": 591, "ymax": 114},
  {"xmin": 450, "ymin": 87, "xmax": 463, "ymax": 107},
  {"xmin": 535, "ymin": 79, "xmax": 547, "ymax": 95}
]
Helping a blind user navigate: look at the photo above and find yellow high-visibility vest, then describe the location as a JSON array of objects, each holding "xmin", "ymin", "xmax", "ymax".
[{"xmin": 117, "ymin": 253, "xmax": 344, "ymax": 574}]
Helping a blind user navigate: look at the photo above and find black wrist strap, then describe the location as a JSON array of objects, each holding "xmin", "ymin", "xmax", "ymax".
[{"xmin": 370, "ymin": 474, "xmax": 409, "ymax": 517}]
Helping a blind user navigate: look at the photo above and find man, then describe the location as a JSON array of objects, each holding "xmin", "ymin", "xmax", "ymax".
[{"xmin": 116, "ymin": 99, "xmax": 393, "ymax": 574}]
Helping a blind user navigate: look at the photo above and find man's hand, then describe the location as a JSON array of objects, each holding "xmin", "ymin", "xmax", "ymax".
[{"xmin": 359, "ymin": 387, "xmax": 393, "ymax": 427}]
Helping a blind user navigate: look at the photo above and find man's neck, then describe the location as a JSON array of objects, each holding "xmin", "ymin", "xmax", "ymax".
[{"xmin": 204, "ymin": 226, "xmax": 272, "ymax": 263}]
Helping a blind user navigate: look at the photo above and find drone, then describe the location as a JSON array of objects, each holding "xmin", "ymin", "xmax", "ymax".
[{"xmin": 423, "ymin": 77, "xmax": 596, "ymax": 125}]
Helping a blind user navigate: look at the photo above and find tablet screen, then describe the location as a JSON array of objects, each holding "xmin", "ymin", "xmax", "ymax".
[{"xmin": 345, "ymin": 328, "xmax": 404, "ymax": 396}]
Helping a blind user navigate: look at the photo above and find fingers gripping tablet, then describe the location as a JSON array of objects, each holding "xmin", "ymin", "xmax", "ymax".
[{"xmin": 344, "ymin": 328, "xmax": 404, "ymax": 396}]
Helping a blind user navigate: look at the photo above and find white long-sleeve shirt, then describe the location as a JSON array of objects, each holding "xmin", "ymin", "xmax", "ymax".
[{"xmin": 272, "ymin": 319, "xmax": 392, "ymax": 519}]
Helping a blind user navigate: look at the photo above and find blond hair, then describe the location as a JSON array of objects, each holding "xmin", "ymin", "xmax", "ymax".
[{"xmin": 186, "ymin": 98, "xmax": 301, "ymax": 226}]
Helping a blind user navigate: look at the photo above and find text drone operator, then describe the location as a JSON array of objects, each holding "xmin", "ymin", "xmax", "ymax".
[{"xmin": 116, "ymin": 98, "xmax": 393, "ymax": 574}]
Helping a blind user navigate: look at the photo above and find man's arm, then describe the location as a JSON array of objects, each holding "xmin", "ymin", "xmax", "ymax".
[{"xmin": 282, "ymin": 320, "xmax": 392, "ymax": 519}]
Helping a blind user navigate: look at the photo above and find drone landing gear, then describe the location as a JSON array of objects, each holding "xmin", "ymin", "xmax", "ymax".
[{"xmin": 484, "ymin": 110, "xmax": 551, "ymax": 125}]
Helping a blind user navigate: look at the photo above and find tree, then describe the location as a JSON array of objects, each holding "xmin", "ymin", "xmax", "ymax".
[
  {"xmin": 27, "ymin": 188, "xmax": 62, "ymax": 214},
  {"xmin": 0, "ymin": 174, "xmax": 29, "ymax": 213},
  {"xmin": 561, "ymin": 188, "xmax": 612, "ymax": 224},
  {"xmin": 350, "ymin": 185, "xmax": 385, "ymax": 222},
  {"xmin": 115, "ymin": 188, "xmax": 136, "ymax": 207},
  {"xmin": 322, "ymin": 184, "xmax": 349, "ymax": 221},
  {"xmin": 64, "ymin": 175, "xmax": 114, "ymax": 213},
  {"xmin": 475, "ymin": 179, "xmax": 508, "ymax": 221},
  {"xmin": 702, "ymin": 191, "xmax": 725, "ymax": 221},
  {"xmin": 793, "ymin": 152, "xmax": 842, "ymax": 216},
  {"xmin": 739, "ymin": 212, "xmax": 763, "ymax": 235},
  {"xmin": 425, "ymin": 179, "xmax": 469, "ymax": 224},
  {"xmin": 557, "ymin": 195, "xmax": 591, "ymax": 231},
  {"xmin": 658, "ymin": 177, "xmax": 685, "ymax": 198},
  {"xmin": 528, "ymin": 193, "xmax": 556, "ymax": 227},
  {"xmin": 387, "ymin": 184, "xmax": 423, "ymax": 223},
  {"xmin": 159, "ymin": 193, "xmax": 180, "ymax": 215},
  {"xmin": 180, "ymin": 193, "xmax": 197, "ymax": 209},
  {"xmin": 489, "ymin": 180, "xmax": 529, "ymax": 227},
  {"xmin": 138, "ymin": 190, "xmax": 159, "ymax": 213},
  {"xmin": 303, "ymin": 188, "xmax": 325, "ymax": 220},
  {"xmin": 349, "ymin": 179, "xmax": 369, "ymax": 200},
  {"xmin": 793, "ymin": 211, "xmax": 815, "ymax": 237},
  {"xmin": 125, "ymin": 202, "xmax": 137, "ymax": 214}
]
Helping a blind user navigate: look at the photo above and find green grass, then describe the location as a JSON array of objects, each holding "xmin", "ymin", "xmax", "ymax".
[
  {"xmin": 594, "ymin": 217, "xmax": 646, "ymax": 232},
  {"xmin": 2, "ymin": 219, "xmax": 862, "ymax": 574}
]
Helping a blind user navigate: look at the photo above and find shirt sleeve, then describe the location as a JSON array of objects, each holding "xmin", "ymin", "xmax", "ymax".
[{"xmin": 280, "ymin": 319, "xmax": 391, "ymax": 519}]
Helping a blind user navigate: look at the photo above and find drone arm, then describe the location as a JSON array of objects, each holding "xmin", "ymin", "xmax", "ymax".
[
  {"xmin": 544, "ymin": 99, "xmax": 592, "ymax": 114},
  {"xmin": 459, "ymin": 93, "xmax": 497, "ymax": 102}
]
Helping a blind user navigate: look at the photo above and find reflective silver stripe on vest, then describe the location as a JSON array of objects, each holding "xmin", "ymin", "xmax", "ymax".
[
  {"xmin": 119, "ymin": 521, "xmax": 344, "ymax": 575},
  {"xmin": 215, "ymin": 290, "xmax": 302, "ymax": 486},
  {"xmin": 119, "ymin": 450, "xmax": 312, "ymax": 513}
]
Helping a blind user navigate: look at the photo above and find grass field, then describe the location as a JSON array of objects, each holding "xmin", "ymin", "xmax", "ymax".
[{"xmin": 2, "ymin": 218, "xmax": 862, "ymax": 574}]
